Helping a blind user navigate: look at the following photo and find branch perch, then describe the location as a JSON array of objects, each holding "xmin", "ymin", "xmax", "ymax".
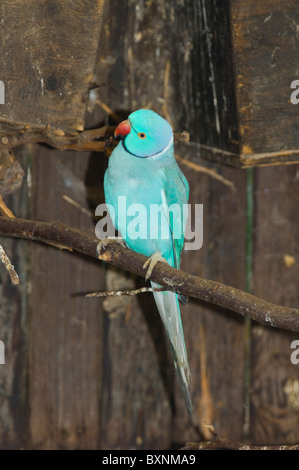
[
  {"xmin": 0, "ymin": 216, "xmax": 299, "ymax": 332},
  {"xmin": 0, "ymin": 122, "xmax": 115, "ymax": 152}
]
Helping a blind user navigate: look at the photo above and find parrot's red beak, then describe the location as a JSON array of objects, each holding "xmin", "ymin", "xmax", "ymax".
[{"xmin": 114, "ymin": 119, "xmax": 131, "ymax": 139}]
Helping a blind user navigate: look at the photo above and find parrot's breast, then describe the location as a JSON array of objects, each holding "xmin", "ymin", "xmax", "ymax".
[{"xmin": 104, "ymin": 141, "xmax": 186, "ymax": 265}]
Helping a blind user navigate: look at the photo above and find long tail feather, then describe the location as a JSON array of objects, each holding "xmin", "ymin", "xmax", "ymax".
[{"xmin": 151, "ymin": 281, "xmax": 193, "ymax": 416}]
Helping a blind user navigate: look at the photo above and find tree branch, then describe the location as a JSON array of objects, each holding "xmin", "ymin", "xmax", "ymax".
[
  {"xmin": 0, "ymin": 216, "xmax": 299, "ymax": 333},
  {"xmin": 0, "ymin": 121, "xmax": 190, "ymax": 153},
  {"xmin": 0, "ymin": 122, "xmax": 114, "ymax": 152}
]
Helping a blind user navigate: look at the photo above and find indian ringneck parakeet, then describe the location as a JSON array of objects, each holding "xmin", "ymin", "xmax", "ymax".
[{"xmin": 103, "ymin": 109, "xmax": 193, "ymax": 416}]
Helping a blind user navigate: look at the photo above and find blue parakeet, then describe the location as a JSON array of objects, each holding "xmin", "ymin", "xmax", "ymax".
[{"xmin": 104, "ymin": 109, "xmax": 193, "ymax": 416}]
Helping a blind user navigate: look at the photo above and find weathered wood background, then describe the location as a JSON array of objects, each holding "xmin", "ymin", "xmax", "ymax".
[{"xmin": 0, "ymin": 0, "xmax": 299, "ymax": 449}]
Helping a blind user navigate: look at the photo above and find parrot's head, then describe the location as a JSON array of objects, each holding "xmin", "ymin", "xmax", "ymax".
[{"xmin": 114, "ymin": 109, "xmax": 173, "ymax": 158}]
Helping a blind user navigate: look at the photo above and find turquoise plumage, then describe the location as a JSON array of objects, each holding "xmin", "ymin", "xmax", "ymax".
[{"xmin": 104, "ymin": 109, "xmax": 193, "ymax": 416}]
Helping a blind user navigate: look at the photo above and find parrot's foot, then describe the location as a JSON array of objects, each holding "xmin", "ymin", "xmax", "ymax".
[
  {"xmin": 143, "ymin": 251, "xmax": 167, "ymax": 280},
  {"xmin": 96, "ymin": 237, "xmax": 126, "ymax": 257}
]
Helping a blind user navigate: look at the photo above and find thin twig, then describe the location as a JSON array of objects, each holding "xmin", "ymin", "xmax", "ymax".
[
  {"xmin": 86, "ymin": 286, "xmax": 166, "ymax": 297},
  {"xmin": 0, "ymin": 195, "xmax": 15, "ymax": 218},
  {"xmin": 0, "ymin": 216, "xmax": 299, "ymax": 333},
  {"xmin": 0, "ymin": 244, "xmax": 19, "ymax": 285},
  {"xmin": 95, "ymin": 100, "xmax": 122, "ymax": 122},
  {"xmin": 175, "ymin": 154, "xmax": 236, "ymax": 190},
  {"xmin": 62, "ymin": 195, "xmax": 94, "ymax": 219}
]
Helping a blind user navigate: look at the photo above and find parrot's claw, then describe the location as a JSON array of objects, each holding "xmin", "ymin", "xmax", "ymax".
[
  {"xmin": 96, "ymin": 237, "xmax": 126, "ymax": 256},
  {"xmin": 143, "ymin": 251, "xmax": 167, "ymax": 280}
]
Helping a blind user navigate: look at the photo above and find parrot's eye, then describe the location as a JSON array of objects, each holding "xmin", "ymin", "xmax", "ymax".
[{"xmin": 138, "ymin": 132, "xmax": 146, "ymax": 139}]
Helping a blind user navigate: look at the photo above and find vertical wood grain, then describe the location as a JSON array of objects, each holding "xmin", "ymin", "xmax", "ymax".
[
  {"xmin": 0, "ymin": 0, "xmax": 106, "ymax": 449},
  {"xmin": 0, "ymin": 148, "xmax": 30, "ymax": 449},
  {"xmin": 232, "ymin": 0, "xmax": 299, "ymax": 155},
  {"xmin": 171, "ymin": 151, "xmax": 247, "ymax": 445},
  {"xmin": 28, "ymin": 145, "xmax": 105, "ymax": 449},
  {"xmin": 250, "ymin": 165, "xmax": 299, "ymax": 444}
]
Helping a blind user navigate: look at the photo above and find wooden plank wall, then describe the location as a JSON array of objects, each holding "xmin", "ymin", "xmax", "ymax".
[
  {"xmin": 251, "ymin": 166, "xmax": 299, "ymax": 444},
  {"xmin": 0, "ymin": 0, "xmax": 107, "ymax": 449},
  {"xmin": 0, "ymin": 0, "xmax": 299, "ymax": 450},
  {"xmin": 0, "ymin": 0, "xmax": 105, "ymax": 131},
  {"xmin": 0, "ymin": 148, "xmax": 29, "ymax": 449},
  {"xmin": 232, "ymin": 0, "xmax": 299, "ymax": 155}
]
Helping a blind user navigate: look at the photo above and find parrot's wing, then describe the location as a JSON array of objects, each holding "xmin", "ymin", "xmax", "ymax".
[
  {"xmin": 162, "ymin": 164, "xmax": 189, "ymax": 269},
  {"xmin": 161, "ymin": 164, "xmax": 189, "ymax": 307},
  {"xmin": 152, "ymin": 166, "xmax": 192, "ymax": 415},
  {"xmin": 151, "ymin": 280, "xmax": 193, "ymax": 416}
]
